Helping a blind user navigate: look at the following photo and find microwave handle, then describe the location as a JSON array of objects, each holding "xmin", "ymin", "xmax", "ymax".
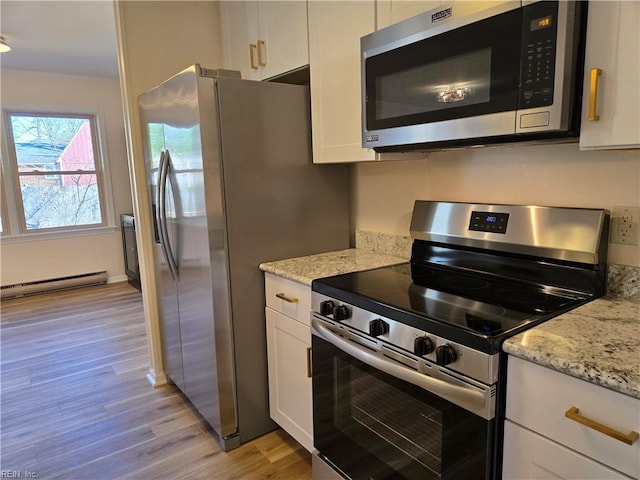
[{"xmin": 311, "ymin": 317, "xmax": 486, "ymax": 409}]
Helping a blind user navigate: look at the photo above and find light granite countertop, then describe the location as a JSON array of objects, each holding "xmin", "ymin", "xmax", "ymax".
[
  {"xmin": 503, "ymin": 296, "xmax": 640, "ymax": 399},
  {"xmin": 259, "ymin": 248, "xmax": 407, "ymax": 286}
]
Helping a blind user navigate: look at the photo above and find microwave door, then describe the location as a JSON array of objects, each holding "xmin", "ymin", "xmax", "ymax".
[
  {"xmin": 362, "ymin": 7, "xmax": 522, "ymax": 150},
  {"xmin": 361, "ymin": 1, "xmax": 585, "ymax": 150}
]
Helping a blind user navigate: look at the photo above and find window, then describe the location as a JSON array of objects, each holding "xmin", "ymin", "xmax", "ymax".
[{"xmin": 2, "ymin": 113, "xmax": 108, "ymax": 234}]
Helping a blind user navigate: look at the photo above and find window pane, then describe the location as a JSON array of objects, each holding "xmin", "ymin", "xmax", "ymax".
[
  {"xmin": 19, "ymin": 174, "xmax": 102, "ymax": 230},
  {"xmin": 11, "ymin": 116, "xmax": 96, "ymax": 173}
]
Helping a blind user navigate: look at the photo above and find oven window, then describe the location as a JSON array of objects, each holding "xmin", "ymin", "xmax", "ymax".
[
  {"xmin": 341, "ymin": 361, "xmax": 445, "ymax": 475},
  {"xmin": 313, "ymin": 336, "xmax": 492, "ymax": 480}
]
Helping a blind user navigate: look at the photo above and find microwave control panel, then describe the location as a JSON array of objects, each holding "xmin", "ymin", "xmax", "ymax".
[{"xmin": 519, "ymin": 2, "xmax": 559, "ymax": 109}]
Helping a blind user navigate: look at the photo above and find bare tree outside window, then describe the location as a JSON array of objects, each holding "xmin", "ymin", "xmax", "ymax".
[{"xmin": 6, "ymin": 113, "xmax": 105, "ymax": 232}]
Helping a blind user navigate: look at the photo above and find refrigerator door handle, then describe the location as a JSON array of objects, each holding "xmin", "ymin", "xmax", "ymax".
[
  {"xmin": 158, "ymin": 150, "xmax": 179, "ymax": 280},
  {"xmin": 156, "ymin": 150, "xmax": 168, "ymax": 247}
]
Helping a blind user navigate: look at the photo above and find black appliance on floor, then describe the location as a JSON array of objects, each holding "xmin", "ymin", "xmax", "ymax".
[
  {"xmin": 311, "ymin": 201, "xmax": 609, "ymax": 480},
  {"xmin": 120, "ymin": 213, "xmax": 141, "ymax": 291}
]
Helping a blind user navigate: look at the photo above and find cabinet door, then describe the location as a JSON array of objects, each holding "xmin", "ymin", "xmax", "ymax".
[
  {"xmin": 308, "ymin": 1, "xmax": 377, "ymax": 163},
  {"xmin": 376, "ymin": 0, "xmax": 441, "ymax": 29},
  {"xmin": 580, "ymin": 1, "xmax": 640, "ymax": 150},
  {"xmin": 220, "ymin": 1, "xmax": 308, "ymax": 81},
  {"xmin": 220, "ymin": 1, "xmax": 261, "ymax": 81},
  {"xmin": 503, "ymin": 420, "xmax": 632, "ymax": 479},
  {"xmin": 258, "ymin": 1, "xmax": 309, "ymax": 80},
  {"xmin": 265, "ymin": 307, "xmax": 313, "ymax": 452}
]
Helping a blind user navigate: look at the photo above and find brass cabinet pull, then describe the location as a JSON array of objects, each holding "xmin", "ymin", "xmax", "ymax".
[
  {"xmin": 275, "ymin": 292, "xmax": 298, "ymax": 303},
  {"xmin": 249, "ymin": 43, "xmax": 258, "ymax": 70},
  {"xmin": 257, "ymin": 39, "xmax": 266, "ymax": 67},
  {"xmin": 588, "ymin": 68, "xmax": 602, "ymax": 121},
  {"xmin": 306, "ymin": 347, "xmax": 312, "ymax": 378},
  {"xmin": 565, "ymin": 406, "xmax": 639, "ymax": 445}
]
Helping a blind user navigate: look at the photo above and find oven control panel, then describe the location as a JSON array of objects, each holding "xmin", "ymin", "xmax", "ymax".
[{"xmin": 468, "ymin": 211, "xmax": 509, "ymax": 234}]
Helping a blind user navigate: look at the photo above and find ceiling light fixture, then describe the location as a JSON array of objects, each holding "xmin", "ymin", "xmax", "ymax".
[{"xmin": 0, "ymin": 36, "xmax": 11, "ymax": 53}]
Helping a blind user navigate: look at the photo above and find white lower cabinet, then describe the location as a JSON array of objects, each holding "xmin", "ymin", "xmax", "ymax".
[
  {"xmin": 503, "ymin": 420, "xmax": 630, "ymax": 479},
  {"xmin": 264, "ymin": 274, "xmax": 313, "ymax": 452},
  {"xmin": 504, "ymin": 356, "xmax": 640, "ymax": 479}
]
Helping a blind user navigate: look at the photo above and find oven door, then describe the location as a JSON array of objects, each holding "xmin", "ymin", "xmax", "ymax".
[{"xmin": 311, "ymin": 316, "xmax": 495, "ymax": 480}]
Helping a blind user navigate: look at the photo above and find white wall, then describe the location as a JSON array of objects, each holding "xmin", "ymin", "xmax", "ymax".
[
  {"xmin": 0, "ymin": 70, "xmax": 132, "ymax": 286},
  {"xmin": 354, "ymin": 143, "xmax": 640, "ymax": 266}
]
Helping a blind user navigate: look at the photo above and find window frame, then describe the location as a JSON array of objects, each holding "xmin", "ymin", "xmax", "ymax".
[
  {"xmin": 0, "ymin": 163, "xmax": 9, "ymax": 236},
  {"xmin": 1, "ymin": 110, "xmax": 113, "ymax": 237}
]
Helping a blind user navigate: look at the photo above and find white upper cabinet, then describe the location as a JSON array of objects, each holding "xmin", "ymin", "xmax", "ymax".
[
  {"xmin": 376, "ymin": 0, "xmax": 441, "ymax": 29},
  {"xmin": 579, "ymin": 1, "xmax": 640, "ymax": 150},
  {"xmin": 308, "ymin": 1, "xmax": 378, "ymax": 163},
  {"xmin": 308, "ymin": 1, "xmax": 425, "ymax": 164},
  {"xmin": 220, "ymin": 1, "xmax": 308, "ymax": 81}
]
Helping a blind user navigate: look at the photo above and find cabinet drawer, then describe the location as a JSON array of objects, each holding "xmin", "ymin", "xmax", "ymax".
[
  {"xmin": 506, "ymin": 356, "xmax": 640, "ymax": 478},
  {"xmin": 503, "ymin": 420, "xmax": 631, "ymax": 479},
  {"xmin": 265, "ymin": 273, "xmax": 311, "ymax": 326}
]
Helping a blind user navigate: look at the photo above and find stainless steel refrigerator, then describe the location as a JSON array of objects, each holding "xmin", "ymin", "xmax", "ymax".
[{"xmin": 139, "ymin": 64, "xmax": 350, "ymax": 451}]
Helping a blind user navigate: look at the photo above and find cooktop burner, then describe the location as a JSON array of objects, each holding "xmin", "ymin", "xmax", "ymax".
[
  {"xmin": 410, "ymin": 263, "xmax": 584, "ymax": 315},
  {"xmin": 313, "ymin": 262, "xmax": 589, "ymax": 341}
]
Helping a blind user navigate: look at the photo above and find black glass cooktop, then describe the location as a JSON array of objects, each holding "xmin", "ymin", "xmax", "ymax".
[{"xmin": 312, "ymin": 263, "xmax": 589, "ymax": 346}]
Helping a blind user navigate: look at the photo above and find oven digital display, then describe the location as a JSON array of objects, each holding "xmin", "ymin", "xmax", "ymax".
[{"xmin": 469, "ymin": 211, "xmax": 509, "ymax": 234}]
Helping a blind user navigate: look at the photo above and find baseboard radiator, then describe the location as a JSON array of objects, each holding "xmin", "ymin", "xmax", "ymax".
[{"xmin": 1, "ymin": 271, "xmax": 108, "ymax": 300}]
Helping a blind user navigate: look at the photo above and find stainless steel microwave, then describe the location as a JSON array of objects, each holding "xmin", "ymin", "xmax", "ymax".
[{"xmin": 361, "ymin": 1, "xmax": 587, "ymax": 152}]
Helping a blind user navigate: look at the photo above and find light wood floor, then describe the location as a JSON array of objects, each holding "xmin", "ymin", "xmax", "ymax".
[{"xmin": 0, "ymin": 282, "xmax": 312, "ymax": 479}]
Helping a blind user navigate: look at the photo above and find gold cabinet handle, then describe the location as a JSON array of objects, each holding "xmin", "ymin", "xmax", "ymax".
[
  {"xmin": 306, "ymin": 347, "xmax": 312, "ymax": 378},
  {"xmin": 565, "ymin": 406, "xmax": 639, "ymax": 445},
  {"xmin": 588, "ymin": 68, "xmax": 602, "ymax": 121},
  {"xmin": 257, "ymin": 39, "xmax": 266, "ymax": 67},
  {"xmin": 249, "ymin": 43, "xmax": 258, "ymax": 70},
  {"xmin": 275, "ymin": 292, "xmax": 298, "ymax": 303}
]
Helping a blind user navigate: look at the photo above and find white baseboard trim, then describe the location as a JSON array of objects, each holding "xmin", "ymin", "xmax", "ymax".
[
  {"xmin": 107, "ymin": 275, "xmax": 129, "ymax": 284},
  {"xmin": 146, "ymin": 368, "xmax": 168, "ymax": 387}
]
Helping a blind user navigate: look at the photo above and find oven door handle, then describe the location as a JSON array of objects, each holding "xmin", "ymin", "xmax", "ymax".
[{"xmin": 312, "ymin": 318, "xmax": 486, "ymax": 410}]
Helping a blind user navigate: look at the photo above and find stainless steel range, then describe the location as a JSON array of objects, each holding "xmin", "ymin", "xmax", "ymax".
[{"xmin": 310, "ymin": 201, "xmax": 609, "ymax": 480}]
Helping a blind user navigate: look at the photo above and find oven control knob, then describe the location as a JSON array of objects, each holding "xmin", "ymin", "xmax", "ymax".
[
  {"xmin": 414, "ymin": 336, "xmax": 434, "ymax": 356},
  {"xmin": 369, "ymin": 319, "xmax": 389, "ymax": 337},
  {"xmin": 333, "ymin": 305, "xmax": 350, "ymax": 321},
  {"xmin": 319, "ymin": 300, "xmax": 335, "ymax": 316},
  {"xmin": 436, "ymin": 344, "xmax": 457, "ymax": 366}
]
